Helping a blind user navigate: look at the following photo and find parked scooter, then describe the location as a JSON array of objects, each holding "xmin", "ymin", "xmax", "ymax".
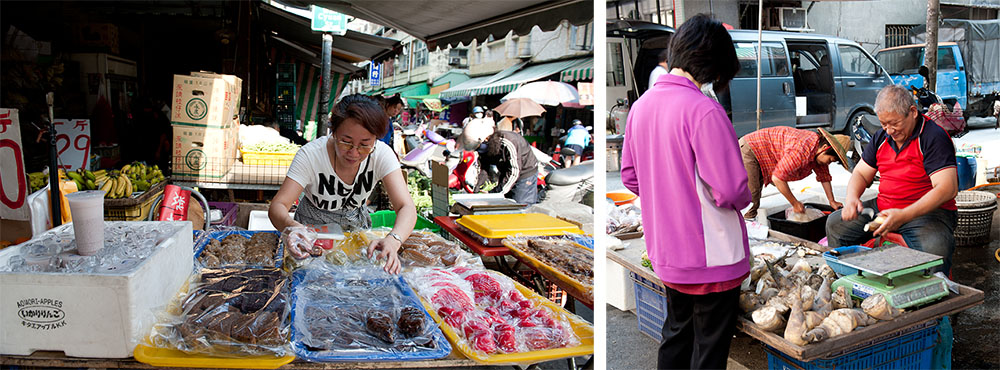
[
  {"xmin": 399, "ymin": 122, "xmax": 457, "ymax": 177},
  {"xmin": 540, "ymin": 160, "xmax": 594, "ymax": 204}
]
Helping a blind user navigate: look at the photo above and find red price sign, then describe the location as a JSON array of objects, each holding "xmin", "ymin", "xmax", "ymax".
[
  {"xmin": 0, "ymin": 108, "xmax": 30, "ymax": 220},
  {"xmin": 53, "ymin": 119, "xmax": 92, "ymax": 171}
]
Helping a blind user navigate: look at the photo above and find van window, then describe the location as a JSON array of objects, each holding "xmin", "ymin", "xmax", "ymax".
[
  {"xmin": 733, "ymin": 42, "xmax": 789, "ymax": 78},
  {"xmin": 608, "ymin": 42, "xmax": 627, "ymax": 87},
  {"xmin": 838, "ymin": 45, "xmax": 876, "ymax": 75}
]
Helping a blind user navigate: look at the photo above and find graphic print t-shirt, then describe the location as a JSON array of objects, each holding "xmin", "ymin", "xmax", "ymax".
[{"xmin": 285, "ymin": 136, "xmax": 400, "ymax": 211}]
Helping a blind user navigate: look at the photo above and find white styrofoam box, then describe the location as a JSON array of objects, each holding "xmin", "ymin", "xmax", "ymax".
[
  {"xmin": 248, "ymin": 210, "xmax": 294, "ymax": 231},
  {"xmin": 0, "ymin": 221, "xmax": 193, "ymax": 358},
  {"xmin": 606, "ymin": 259, "xmax": 636, "ymax": 311}
]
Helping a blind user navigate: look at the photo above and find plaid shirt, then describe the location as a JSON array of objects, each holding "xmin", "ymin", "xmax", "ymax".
[{"xmin": 744, "ymin": 126, "xmax": 831, "ymax": 185}]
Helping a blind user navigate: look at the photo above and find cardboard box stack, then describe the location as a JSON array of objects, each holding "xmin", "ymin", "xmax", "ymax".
[{"xmin": 170, "ymin": 72, "xmax": 242, "ymax": 180}]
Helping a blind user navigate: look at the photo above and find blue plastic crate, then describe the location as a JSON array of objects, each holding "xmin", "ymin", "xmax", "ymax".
[
  {"xmin": 193, "ymin": 230, "xmax": 284, "ymax": 269},
  {"xmin": 766, "ymin": 320, "xmax": 938, "ymax": 370},
  {"xmin": 630, "ymin": 271, "xmax": 668, "ymax": 341}
]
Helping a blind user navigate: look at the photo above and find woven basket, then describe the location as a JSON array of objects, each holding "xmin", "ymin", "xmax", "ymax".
[{"xmin": 955, "ymin": 190, "xmax": 998, "ymax": 247}]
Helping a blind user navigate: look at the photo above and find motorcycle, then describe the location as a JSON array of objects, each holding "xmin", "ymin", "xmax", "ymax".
[{"xmin": 449, "ymin": 146, "xmax": 593, "ymax": 205}]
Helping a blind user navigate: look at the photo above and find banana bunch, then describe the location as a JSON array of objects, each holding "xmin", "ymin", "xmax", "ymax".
[
  {"xmin": 27, "ymin": 172, "xmax": 48, "ymax": 192},
  {"xmin": 120, "ymin": 162, "xmax": 164, "ymax": 192},
  {"xmin": 98, "ymin": 169, "xmax": 133, "ymax": 199},
  {"xmin": 65, "ymin": 168, "xmax": 106, "ymax": 192}
]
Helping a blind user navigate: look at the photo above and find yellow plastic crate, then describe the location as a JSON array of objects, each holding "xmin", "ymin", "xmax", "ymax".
[
  {"xmin": 240, "ymin": 149, "xmax": 296, "ymax": 166},
  {"xmin": 455, "ymin": 213, "xmax": 582, "ymax": 246},
  {"xmin": 133, "ymin": 340, "xmax": 295, "ymax": 369},
  {"xmin": 104, "ymin": 190, "xmax": 163, "ymax": 221},
  {"xmin": 419, "ymin": 277, "xmax": 594, "ymax": 365},
  {"xmin": 502, "ymin": 238, "xmax": 594, "ymax": 305}
]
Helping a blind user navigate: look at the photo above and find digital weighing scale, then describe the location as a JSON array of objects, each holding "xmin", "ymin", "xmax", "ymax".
[{"xmin": 829, "ymin": 245, "xmax": 949, "ymax": 309}]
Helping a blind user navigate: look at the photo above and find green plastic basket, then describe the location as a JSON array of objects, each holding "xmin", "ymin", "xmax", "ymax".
[{"xmin": 369, "ymin": 210, "xmax": 441, "ymax": 233}]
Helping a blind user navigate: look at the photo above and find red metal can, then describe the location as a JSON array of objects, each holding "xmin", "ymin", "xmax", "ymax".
[{"xmin": 158, "ymin": 184, "xmax": 190, "ymax": 221}]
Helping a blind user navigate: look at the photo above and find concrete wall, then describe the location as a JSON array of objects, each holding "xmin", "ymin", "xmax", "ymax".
[
  {"xmin": 808, "ymin": 0, "xmax": 929, "ymax": 53},
  {"xmin": 469, "ymin": 20, "xmax": 594, "ymax": 76},
  {"xmin": 678, "ymin": 0, "xmax": 740, "ymax": 27}
]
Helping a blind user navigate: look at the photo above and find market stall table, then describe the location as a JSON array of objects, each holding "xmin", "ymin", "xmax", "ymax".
[
  {"xmin": 0, "ymin": 352, "xmax": 479, "ymax": 369},
  {"xmin": 737, "ymin": 284, "xmax": 984, "ymax": 362},
  {"xmin": 607, "ymin": 229, "xmax": 827, "ymax": 286}
]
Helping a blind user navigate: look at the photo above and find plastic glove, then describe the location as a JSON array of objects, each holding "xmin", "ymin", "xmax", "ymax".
[
  {"xmin": 282, "ymin": 226, "xmax": 319, "ymax": 260},
  {"xmin": 367, "ymin": 236, "xmax": 403, "ymax": 274}
]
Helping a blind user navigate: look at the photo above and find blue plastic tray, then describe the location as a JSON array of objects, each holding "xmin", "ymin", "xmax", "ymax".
[
  {"xmin": 572, "ymin": 235, "xmax": 594, "ymax": 250},
  {"xmin": 289, "ymin": 270, "xmax": 452, "ymax": 362},
  {"xmin": 193, "ymin": 230, "xmax": 284, "ymax": 269},
  {"xmin": 822, "ymin": 245, "xmax": 871, "ymax": 277}
]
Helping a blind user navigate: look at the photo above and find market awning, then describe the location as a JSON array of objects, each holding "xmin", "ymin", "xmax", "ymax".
[
  {"xmin": 560, "ymin": 59, "xmax": 594, "ymax": 82},
  {"xmin": 471, "ymin": 58, "xmax": 588, "ymax": 96},
  {"xmin": 439, "ymin": 75, "xmax": 497, "ymax": 98},
  {"xmin": 283, "ymin": 0, "xmax": 591, "ymax": 50},
  {"xmin": 260, "ymin": 2, "xmax": 398, "ymax": 63},
  {"xmin": 383, "ymin": 83, "xmax": 430, "ymax": 107}
]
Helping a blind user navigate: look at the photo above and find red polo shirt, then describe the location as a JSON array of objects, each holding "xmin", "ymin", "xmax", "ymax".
[{"xmin": 862, "ymin": 115, "xmax": 957, "ymax": 211}]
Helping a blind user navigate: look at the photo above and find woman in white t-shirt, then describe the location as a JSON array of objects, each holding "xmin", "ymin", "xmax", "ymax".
[{"xmin": 268, "ymin": 94, "xmax": 416, "ymax": 273}]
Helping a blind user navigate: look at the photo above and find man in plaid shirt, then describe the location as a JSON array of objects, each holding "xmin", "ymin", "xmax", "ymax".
[{"xmin": 739, "ymin": 126, "xmax": 851, "ymax": 219}]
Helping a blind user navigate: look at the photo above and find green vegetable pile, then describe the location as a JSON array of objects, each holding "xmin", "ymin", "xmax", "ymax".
[
  {"xmin": 407, "ymin": 171, "xmax": 434, "ymax": 217},
  {"xmin": 242, "ymin": 141, "xmax": 301, "ymax": 153}
]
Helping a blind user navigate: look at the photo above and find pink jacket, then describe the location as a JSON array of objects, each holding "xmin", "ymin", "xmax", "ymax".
[{"xmin": 621, "ymin": 73, "xmax": 752, "ymax": 285}]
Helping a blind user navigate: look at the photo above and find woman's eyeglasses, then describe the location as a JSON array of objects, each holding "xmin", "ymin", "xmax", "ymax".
[{"xmin": 334, "ymin": 137, "xmax": 374, "ymax": 154}]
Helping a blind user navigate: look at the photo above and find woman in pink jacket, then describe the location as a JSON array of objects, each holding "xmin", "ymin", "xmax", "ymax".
[{"xmin": 621, "ymin": 14, "xmax": 749, "ymax": 369}]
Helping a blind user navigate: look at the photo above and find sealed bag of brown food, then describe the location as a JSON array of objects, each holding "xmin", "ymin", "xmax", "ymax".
[
  {"xmin": 289, "ymin": 261, "xmax": 451, "ymax": 361},
  {"xmin": 148, "ymin": 267, "xmax": 290, "ymax": 357}
]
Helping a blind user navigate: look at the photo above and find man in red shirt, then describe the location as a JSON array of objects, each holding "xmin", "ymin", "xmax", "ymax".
[
  {"xmin": 826, "ymin": 85, "xmax": 958, "ymax": 273},
  {"xmin": 739, "ymin": 127, "xmax": 851, "ymax": 219}
]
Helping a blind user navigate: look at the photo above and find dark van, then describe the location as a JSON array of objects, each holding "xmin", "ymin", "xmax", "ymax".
[{"xmin": 608, "ymin": 21, "xmax": 893, "ymax": 139}]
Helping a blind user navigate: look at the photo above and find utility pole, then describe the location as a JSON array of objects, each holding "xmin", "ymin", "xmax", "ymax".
[
  {"xmin": 925, "ymin": 0, "xmax": 940, "ymax": 92},
  {"xmin": 318, "ymin": 33, "xmax": 333, "ymax": 136}
]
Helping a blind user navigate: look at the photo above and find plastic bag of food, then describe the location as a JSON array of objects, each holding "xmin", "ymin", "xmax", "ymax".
[
  {"xmin": 785, "ymin": 206, "xmax": 826, "ymax": 223},
  {"xmin": 148, "ymin": 267, "xmax": 290, "ymax": 357},
  {"xmin": 353, "ymin": 228, "xmax": 483, "ymax": 270},
  {"xmin": 406, "ymin": 266, "xmax": 581, "ymax": 356},
  {"xmin": 195, "ymin": 231, "xmax": 283, "ymax": 269},
  {"xmin": 501, "ymin": 235, "xmax": 593, "ymax": 303},
  {"xmin": 607, "ymin": 204, "xmax": 642, "ymax": 236},
  {"xmin": 290, "ymin": 261, "xmax": 448, "ymax": 360}
]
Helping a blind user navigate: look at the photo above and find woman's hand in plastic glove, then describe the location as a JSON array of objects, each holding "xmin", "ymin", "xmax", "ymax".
[
  {"xmin": 282, "ymin": 225, "xmax": 318, "ymax": 260},
  {"xmin": 367, "ymin": 236, "xmax": 403, "ymax": 274}
]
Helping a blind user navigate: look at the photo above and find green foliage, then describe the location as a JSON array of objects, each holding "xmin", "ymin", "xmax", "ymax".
[
  {"xmin": 407, "ymin": 171, "xmax": 433, "ymax": 217},
  {"xmin": 242, "ymin": 141, "xmax": 301, "ymax": 153}
]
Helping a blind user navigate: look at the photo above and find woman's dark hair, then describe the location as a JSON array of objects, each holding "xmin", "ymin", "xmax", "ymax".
[
  {"xmin": 667, "ymin": 14, "xmax": 739, "ymax": 90},
  {"xmin": 384, "ymin": 94, "xmax": 404, "ymax": 108},
  {"xmin": 331, "ymin": 94, "xmax": 388, "ymax": 138}
]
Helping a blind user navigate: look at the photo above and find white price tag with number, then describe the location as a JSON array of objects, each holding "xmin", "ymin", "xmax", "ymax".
[{"xmin": 53, "ymin": 119, "xmax": 92, "ymax": 171}]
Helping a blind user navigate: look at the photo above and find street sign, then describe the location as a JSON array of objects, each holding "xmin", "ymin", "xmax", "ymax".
[
  {"xmin": 370, "ymin": 63, "xmax": 381, "ymax": 86},
  {"xmin": 311, "ymin": 6, "xmax": 347, "ymax": 35}
]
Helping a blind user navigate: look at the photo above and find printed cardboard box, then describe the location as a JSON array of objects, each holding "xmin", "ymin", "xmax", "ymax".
[
  {"xmin": 171, "ymin": 125, "xmax": 235, "ymax": 180},
  {"xmin": 170, "ymin": 75, "xmax": 232, "ymax": 129}
]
